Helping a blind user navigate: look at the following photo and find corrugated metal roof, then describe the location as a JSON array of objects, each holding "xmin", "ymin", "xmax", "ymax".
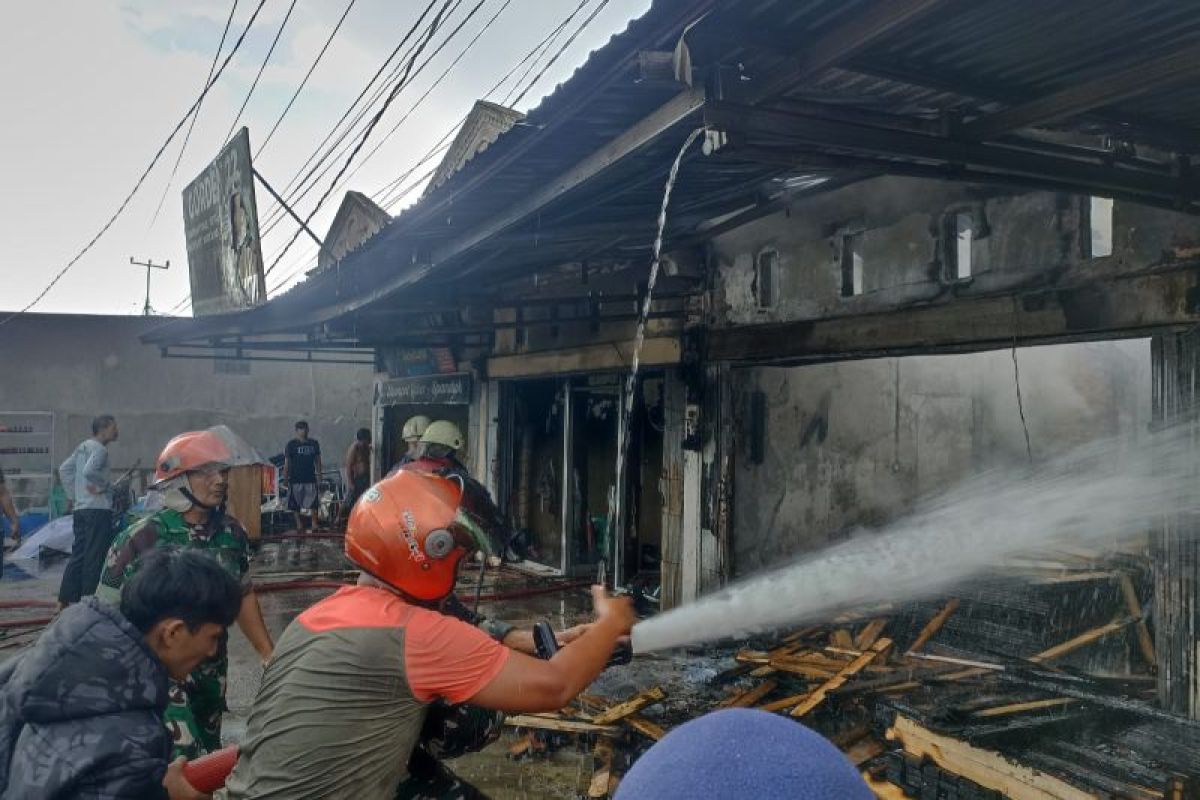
[{"xmin": 147, "ymin": 0, "xmax": 1200, "ymax": 343}]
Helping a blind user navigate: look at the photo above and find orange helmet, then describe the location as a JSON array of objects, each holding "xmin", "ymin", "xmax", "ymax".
[
  {"xmin": 153, "ymin": 430, "xmax": 235, "ymax": 487},
  {"xmin": 346, "ymin": 470, "xmax": 496, "ymax": 601}
]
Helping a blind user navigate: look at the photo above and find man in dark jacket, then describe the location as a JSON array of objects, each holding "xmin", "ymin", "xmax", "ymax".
[{"xmin": 0, "ymin": 548, "xmax": 243, "ymax": 799}]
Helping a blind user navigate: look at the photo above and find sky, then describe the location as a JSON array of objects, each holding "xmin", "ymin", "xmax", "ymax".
[{"xmin": 0, "ymin": 0, "xmax": 650, "ymax": 317}]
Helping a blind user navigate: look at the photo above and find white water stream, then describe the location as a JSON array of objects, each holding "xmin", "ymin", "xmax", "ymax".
[{"xmin": 633, "ymin": 426, "xmax": 1195, "ymax": 653}]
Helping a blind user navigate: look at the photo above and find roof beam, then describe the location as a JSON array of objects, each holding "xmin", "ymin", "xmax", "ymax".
[
  {"xmin": 961, "ymin": 45, "xmax": 1200, "ymax": 141},
  {"xmin": 847, "ymin": 58, "xmax": 1200, "ymax": 154},
  {"xmin": 748, "ymin": 0, "xmax": 955, "ymax": 102},
  {"xmin": 705, "ymin": 100, "xmax": 1198, "ymax": 211}
]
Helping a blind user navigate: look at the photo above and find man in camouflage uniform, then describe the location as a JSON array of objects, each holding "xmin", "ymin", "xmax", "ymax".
[{"xmin": 96, "ymin": 429, "xmax": 274, "ymax": 759}]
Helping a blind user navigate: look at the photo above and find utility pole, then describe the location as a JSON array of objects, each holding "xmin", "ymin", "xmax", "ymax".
[{"xmin": 130, "ymin": 257, "xmax": 169, "ymax": 316}]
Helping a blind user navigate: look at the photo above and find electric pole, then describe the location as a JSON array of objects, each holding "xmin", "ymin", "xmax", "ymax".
[{"xmin": 130, "ymin": 257, "xmax": 169, "ymax": 316}]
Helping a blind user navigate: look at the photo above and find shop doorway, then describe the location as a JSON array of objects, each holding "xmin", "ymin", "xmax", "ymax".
[
  {"xmin": 498, "ymin": 372, "xmax": 665, "ymax": 586},
  {"xmin": 380, "ymin": 404, "xmax": 470, "ymax": 475}
]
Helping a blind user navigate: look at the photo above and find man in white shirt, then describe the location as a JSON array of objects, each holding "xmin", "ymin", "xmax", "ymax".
[{"xmin": 57, "ymin": 414, "xmax": 119, "ymax": 609}]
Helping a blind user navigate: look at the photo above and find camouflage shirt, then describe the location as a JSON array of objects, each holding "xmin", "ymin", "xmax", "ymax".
[{"xmin": 96, "ymin": 508, "xmax": 251, "ymax": 605}]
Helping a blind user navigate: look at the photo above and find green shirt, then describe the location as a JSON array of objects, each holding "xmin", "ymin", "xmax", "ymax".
[{"xmin": 96, "ymin": 508, "xmax": 251, "ymax": 605}]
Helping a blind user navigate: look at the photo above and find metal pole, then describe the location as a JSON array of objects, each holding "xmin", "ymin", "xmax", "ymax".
[
  {"xmin": 130, "ymin": 257, "xmax": 169, "ymax": 316},
  {"xmin": 252, "ymin": 168, "xmax": 339, "ymax": 266}
]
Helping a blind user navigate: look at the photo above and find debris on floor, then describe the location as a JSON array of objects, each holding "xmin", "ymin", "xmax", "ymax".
[{"xmin": 500, "ymin": 550, "xmax": 1200, "ymax": 799}]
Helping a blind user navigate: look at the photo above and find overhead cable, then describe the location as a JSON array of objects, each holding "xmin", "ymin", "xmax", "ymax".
[
  {"xmin": 147, "ymin": 0, "xmax": 241, "ymax": 227},
  {"xmin": 265, "ymin": 0, "xmax": 470, "ymax": 276},
  {"xmin": 222, "ymin": 0, "xmax": 299, "ymax": 145},
  {"xmin": 0, "ymin": 0, "xmax": 271, "ymax": 330},
  {"xmin": 256, "ymin": 0, "xmax": 359, "ymax": 156}
]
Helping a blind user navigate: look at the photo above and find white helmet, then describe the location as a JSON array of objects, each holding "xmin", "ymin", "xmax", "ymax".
[
  {"xmin": 420, "ymin": 420, "xmax": 465, "ymax": 452},
  {"xmin": 402, "ymin": 415, "xmax": 432, "ymax": 442}
]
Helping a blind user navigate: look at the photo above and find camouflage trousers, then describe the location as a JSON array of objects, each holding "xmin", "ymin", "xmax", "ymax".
[
  {"xmin": 394, "ymin": 703, "xmax": 504, "ymax": 800},
  {"xmin": 164, "ymin": 653, "xmax": 227, "ymax": 760}
]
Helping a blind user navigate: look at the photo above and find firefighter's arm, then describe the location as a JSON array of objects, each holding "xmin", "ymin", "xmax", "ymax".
[{"xmin": 468, "ymin": 586, "xmax": 633, "ymax": 713}]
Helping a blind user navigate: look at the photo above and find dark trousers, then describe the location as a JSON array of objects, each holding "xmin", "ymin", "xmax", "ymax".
[{"xmin": 57, "ymin": 509, "xmax": 114, "ymax": 604}]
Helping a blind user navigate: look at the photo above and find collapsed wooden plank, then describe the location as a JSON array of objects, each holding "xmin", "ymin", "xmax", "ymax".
[
  {"xmin": 1117, "ymin": 573, "xmax": 1157, "ymax": 668},
  {"xmin": 888, "ymin": 714, "xmax": 1095, "ymax": 800},
  {"xmin": 588, "ymin": 738, "xmax": 615, "ymax": 798},
  {"xmin": 790, "ymin": 638, "xmax": 893, "ymax": 718},
  {"xmin": 906, "ymin": 599, "xmax": 960, "ymax": 654},
  {"xmin": 1030, "ymin": 617, "xmax": 1133, "ymax": 664},
  {"xmin": 928, "ymin": 618, "xmax": 1137, "ymax": 683},
  {"xmin": 831, "ymin": 629, "xmax": 856, "ymax": 650},
  {"xmin": 972, "ymin": 697, "xmax": 1078, "ymax": 718},
  {"xmin": 506, "ymin": 715, "xmax": 620, "ymax": 735},
  {"xmin": 592, "ymin": 687, "xmax": 667, "ymax": 725},
  {"xmin": 624, "ymin": 715, "xmax": 666, "ymax": 741},
  {"xmin": 782, "ymin": 626, "xmax": 823, "ymax": 644},
  {"xmin": 769, "ymin": 661, "xmax": 838, "ymax": 680},
  {"xmin": 863, "ymin": 771, "xmax": 909, "ymax": 800},
  {"xmin": 854, "ymin": 619, "xmax": 889, "ymax": 650},
  {"xmin": 719, "ymin": 679, "xmax": 779, "ymax": 708},
  {"xmin": 845, "ymin": 737, "xmax": 885, "ymax": 766},
  {"xmin": 750, "ymin": 641, "xmax": 806, "ymax": 677}
]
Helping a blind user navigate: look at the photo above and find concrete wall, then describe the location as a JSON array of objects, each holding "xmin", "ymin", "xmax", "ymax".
[
  {"xmin": 730, "ymin": 340, "xmax": 1150, "ymax": 576},
  {"xmin": 709, "ymin": 176, "xmax": 1200, "ymax": 332},
  {"xmin": 0, "ymin": 313, "xmax": 375, "ymax": 496}
]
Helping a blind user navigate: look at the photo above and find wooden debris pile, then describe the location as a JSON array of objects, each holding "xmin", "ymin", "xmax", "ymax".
[{"xmin": 506, "ymin": 556, "xmax": 1200, "ymax": 798}]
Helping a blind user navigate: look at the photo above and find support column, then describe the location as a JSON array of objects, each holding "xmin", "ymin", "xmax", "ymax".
[{"xmin": 1151, "ymin": 331, "xmax": 1200, "ymax": 719}]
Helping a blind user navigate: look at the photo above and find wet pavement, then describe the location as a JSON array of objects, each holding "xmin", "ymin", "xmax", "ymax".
[{"xmin": 2, "ymin": 536, "xmax": 722, "ymax": 799}]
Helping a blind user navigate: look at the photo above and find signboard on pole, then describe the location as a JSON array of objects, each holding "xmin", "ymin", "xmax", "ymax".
[{"xmin": 182, "ymin": 128, "xmax": 266, "ymax": 316}]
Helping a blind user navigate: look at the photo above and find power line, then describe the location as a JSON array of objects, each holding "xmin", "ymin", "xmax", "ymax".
[
  {"xmin": 270, "ymin": 0, "xmax": 597, "ymax": 285},
  {"xmin": 256, "ymin": 0, "xmax": 358, "ymax": 157},
  {"xmin": 223, "ymin": 0, "xmax": 299, "ymax": 145},
  {"xmin": 171, "ymin": 1, "xmax": 448, "ymax": 311},
  {"xmin": 257, "ymin": 0, "xmax": 480, "ymax": 242},
  {"xmin": 339, "ymin": 0, "xmax": 516, "ymax": 189},
  {"xmin": 255, "ymin": 0, "xmax": 447, "ymax": 237},
  {"xmin": 265, "ymin": 0, "xmax": 472, "ymax": 277},
  {"xmin": 295, "ymin": 0, "xmax": 579, "ymax": 225},
  {"xmin": 373, "ymin": 0, "xmax": 592, "ymax": 209},
  {"xmin": 0, "ymin": 0, "xmax": 271, "ymax": 330},
  {"xmin": 147, "ymin": 0, "xmax": 241, "ymax": 227},
  {"xmin": 500, "ymin": 0, "xmax": 590, "ymax": 106},
  {"xmin": 508, "ymin": 0, "xmax": 611, "ymax": 108}
]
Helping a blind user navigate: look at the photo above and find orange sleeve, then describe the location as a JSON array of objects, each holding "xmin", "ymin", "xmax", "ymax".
[{"xmin": 403, "ymin": 607, "xmax": 512, "ymax": 703}]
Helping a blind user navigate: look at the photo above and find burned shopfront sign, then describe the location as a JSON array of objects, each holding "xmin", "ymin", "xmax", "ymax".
[{"xmin": 182, "ymin": 127, "xmax": 266, "ymax": 316}]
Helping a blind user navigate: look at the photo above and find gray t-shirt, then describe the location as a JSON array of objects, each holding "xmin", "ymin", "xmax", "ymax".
[{"xmin": 59, "ymin": 439, "xmax": 111, "ymax": 511}]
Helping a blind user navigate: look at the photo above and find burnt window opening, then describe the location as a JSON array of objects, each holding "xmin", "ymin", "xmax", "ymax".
[
  {"xmin": 947, "ymin": 211, "xmax": 974, "ymax": 280},
  {"xmin": 755, "ymin": 249, "xmax": 778, "ymax": 308},
  {"xmin": 840, "ymin": 231, "xmax": 864, "ymax": 297},
  {"xmin": 1090, "ymin": 196, "xmax": 1114, "ymax": 258}
]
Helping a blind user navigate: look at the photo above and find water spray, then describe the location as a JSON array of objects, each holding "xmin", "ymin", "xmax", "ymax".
[
  {"xmin": 606, "ymin": 126, "xmax": 705, "ymax": 580},
  {"xmin": 631, "ymin": 425, "xmax": 1198, "ymax": 653}
]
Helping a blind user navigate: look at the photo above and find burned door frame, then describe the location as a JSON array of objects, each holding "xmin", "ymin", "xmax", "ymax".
[{"xmin": 495, "ymin": 371, "xmax": 674, "ymax": 585}]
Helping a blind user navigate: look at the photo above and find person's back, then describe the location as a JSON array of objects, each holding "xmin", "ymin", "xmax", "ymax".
[
  {"xmin": 0, "ymin": 597, "xmax": 169, "ymax": 798},
  {"xmin": 222, "ymin": 584, "xmax": 509, "ymax": 799}
]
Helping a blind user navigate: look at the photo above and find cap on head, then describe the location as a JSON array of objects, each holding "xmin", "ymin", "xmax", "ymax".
[
  {"xmin": 614, "ymin": 709, "xmax": 873, "ymax": 800},
  {"xmin": 295, "ymin": 421, "xmax": 309, "ymax": 431},
  {"xmin": 402, "ymin": 415, "xmax": 432, "ymax": 442},
  {"xmin": 419, "ymin": 420, "xmax": 465, "ymax": 452},
  {"xmin": 345, "ymin": 470, "xmax": 492, "ymax": 601}
]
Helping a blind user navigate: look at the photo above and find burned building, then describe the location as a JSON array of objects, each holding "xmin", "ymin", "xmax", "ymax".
[{"xmin": 144, "ymin": 0, "xmax": 1200, "ymax": 791}]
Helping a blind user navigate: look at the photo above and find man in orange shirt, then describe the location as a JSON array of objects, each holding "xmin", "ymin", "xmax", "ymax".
[{"xmin": 222, "ymin": 469, "xmax": 633, "ymax": 799}]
